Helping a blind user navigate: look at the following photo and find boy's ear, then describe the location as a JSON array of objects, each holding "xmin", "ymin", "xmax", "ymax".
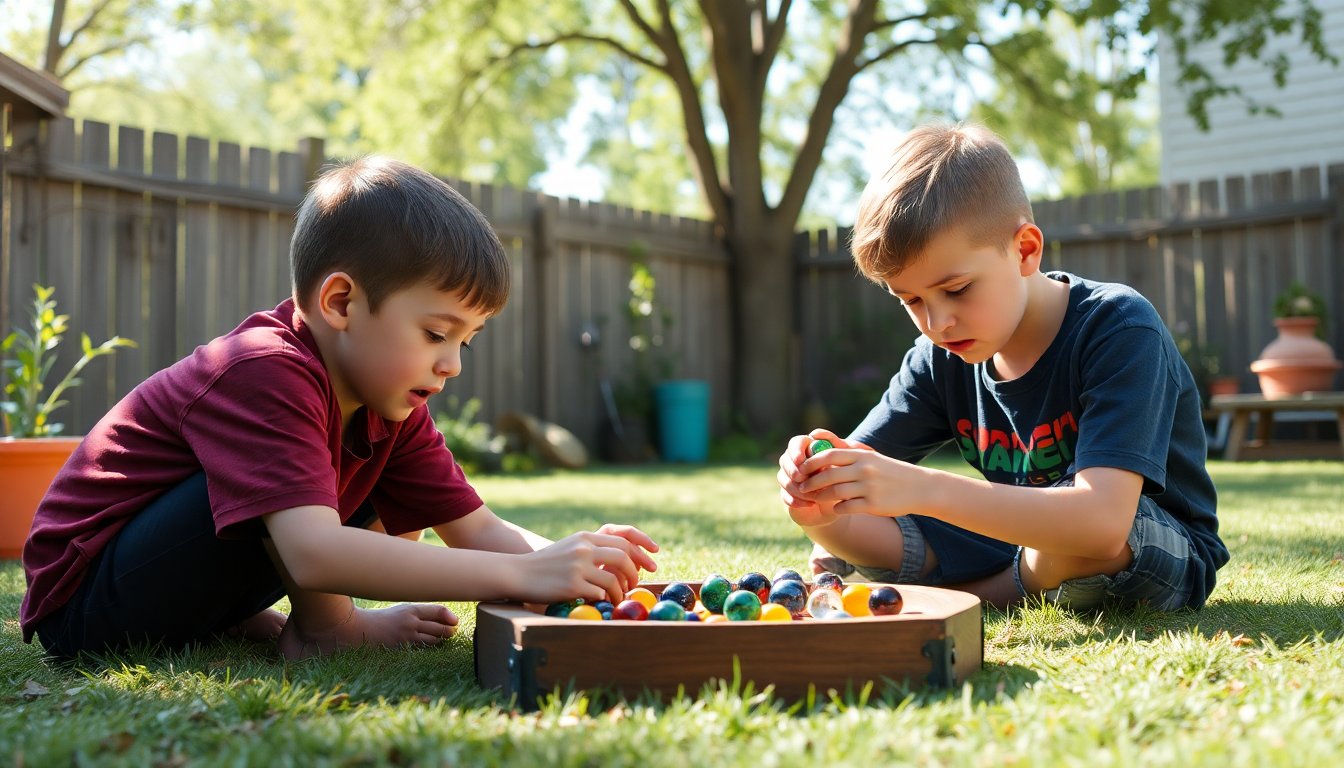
[
  {"xmin": 317, "ymin": 272, "xmax": 358, "ymax": 331},
  {"xmin": 1014, "ymin": 223, "xmax": 1045, "ymax": 275}
]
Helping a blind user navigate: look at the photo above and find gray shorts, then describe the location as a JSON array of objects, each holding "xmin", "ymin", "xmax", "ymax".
[
  {"xmin": 846, "ymin": 496, "xmax": 1199, "ymax": 612},
  {"xmin": 1011, "ymin": 495, "xmax": 1198, "ymax": 611}
]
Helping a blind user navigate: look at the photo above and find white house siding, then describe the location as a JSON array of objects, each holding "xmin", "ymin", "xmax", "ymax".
[{"xmin": 1158, "ymin": 0, "xmax": 1344, "ymax": 194}]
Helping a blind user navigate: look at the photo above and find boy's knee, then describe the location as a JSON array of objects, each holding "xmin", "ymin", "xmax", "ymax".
[{"xmin": 1017, "ymin": 547, "xmax": 1133, "ymax": 594}]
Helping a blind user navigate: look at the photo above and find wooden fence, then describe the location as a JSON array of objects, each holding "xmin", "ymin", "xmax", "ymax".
[
  {"xmin": 797, "ymin": 166, "xmax": 1344, "ymax": 427},
  {"xmin": 4, "ymin": 115, "xmax": 1342, "ymax": 450},
  {"xmin": 0, "ymin": 117, "xmax": 730, "ymax": 451}
]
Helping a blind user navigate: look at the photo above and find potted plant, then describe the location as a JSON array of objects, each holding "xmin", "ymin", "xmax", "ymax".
[
  {"xmin": 602, "ymin": 258, "xmax": 672, "ymax": 462},
  {"xmin": 1249, "ymin": 283, "xmax": 1340, "ymax": 398},
  {"xmin": 1174, "ymin": 331, "xmax": 1238, "ymax": 401},
  {"xmin": 1, "ymin": 285, "xmax": 135, "ymax": 558},
  {"xmin": 622, "ymin": 258, "xmax": 712, "ymax": 463}
]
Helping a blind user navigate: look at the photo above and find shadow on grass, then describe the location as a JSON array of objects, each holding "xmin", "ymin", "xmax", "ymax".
[
  {"xmin": 994, "ymin": 596, "xmax": 1344, "ymax": 652},
  {"xmin": 517, "ymin": 660, "xmax": 1042, "ymax": 716}
]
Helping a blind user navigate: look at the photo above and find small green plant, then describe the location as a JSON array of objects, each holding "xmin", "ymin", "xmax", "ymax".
[
  {"xmin": 1173, "ymin": 329, "xmax": 1222, "ymax": 402},
  {"xmin": 2, "ymin": 284, "xmax": 136, "ymax": 438},
  {"xmin": 612, "ymin": 254, "xmax": 675, "ymax": 419},
  {"xmin": 1272, "ymin": 282, "xmax": 1328, "ymax": 338},
  {"xmin": 434, "ymin": 396, "xmax": 506, "ymax": 474}
]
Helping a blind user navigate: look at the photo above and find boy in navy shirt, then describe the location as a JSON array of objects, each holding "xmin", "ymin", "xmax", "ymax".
[{"xmin": 777, "ymin": 124, "xmax": 1226, "ymax": 610}]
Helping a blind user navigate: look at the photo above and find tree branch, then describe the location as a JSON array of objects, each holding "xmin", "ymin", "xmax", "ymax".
[
  {"xmin": 855, "ymin": 34, "xmax": 936, "ymax": 74},
  {"xmin": 654, "ymin": 3, "xmax": 731, "ymax": 226},
  {"xmin": 493, "ymin": 32, "xmax": 666, "ymax": 72},
  {"xmin": 65, "ymin": 0, "xmax": 117, "ymax": 52},
  {"xmin": 775, "ymin": 0, "xmax": 877, "ymax": 225},
  {"xmin": 871, "ymin": 11, "xmax": 932, "ymax": 35},
  {"xmin": 616, "ymin": 0, "xmax": 664, "ymax": 45},
  {"xmin": 756, "ymin": 0, "xmax": 793, "ymax": 97},
  {"xmin": 60, "ymin": 36, "xmax": 153, "ymax": 80}
]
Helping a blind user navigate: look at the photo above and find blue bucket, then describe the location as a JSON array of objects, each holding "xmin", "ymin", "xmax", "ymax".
[{"xmin": 654, "ymin": 379, "xmax": 710, "ymax": 463}]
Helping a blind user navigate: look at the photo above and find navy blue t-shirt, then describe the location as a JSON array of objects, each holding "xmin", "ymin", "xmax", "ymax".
[{"xmin": 849, "ymin": 272, "xmax": 1228, "ymax": 608}]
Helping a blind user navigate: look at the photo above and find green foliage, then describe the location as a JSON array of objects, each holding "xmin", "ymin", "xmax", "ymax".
[
  {"xmin": 707, "ymin": 410, "xmax": 779, "ymax": 462},
  {"xmin": 820, "ymin": 303, "xmax": 918, "ymax": 434},
  {"xmin": 612, "ymin": 254, "xmax": 674, "ymax": 419},
  {"xmin": 1173, "ymin": 329, "xmax": 1224, "ymax": 404},
  {"xmin": 2, "ymin": 285, "xmax": 136, "ymax": 438},
  {"xmin": 974, "ymin": 11, "xmax": 1160, "ymax": 195},
  {"xmin": 1272, "ymin": 282, "xmax": 1329, "ymax": 338},
  {"xmin": 434, "ymin": 396, "xmax": 505, "ymax": 475}
]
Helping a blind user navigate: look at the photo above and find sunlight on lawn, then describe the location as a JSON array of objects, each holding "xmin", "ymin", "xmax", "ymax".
[{"xmin": 1, "ymin": 457, "xmax": 1340, "ymax": 765}]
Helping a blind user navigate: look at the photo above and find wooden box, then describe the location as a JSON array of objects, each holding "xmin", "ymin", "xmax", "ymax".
[{"xmin": 474, "ymin": 582, "xmax": 982, "ymax": 708}]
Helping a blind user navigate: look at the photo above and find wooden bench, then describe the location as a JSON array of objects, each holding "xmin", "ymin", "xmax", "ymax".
[{"xmin": 1207, "ymin": 392, "xmax": 1344, "ymax": 461}]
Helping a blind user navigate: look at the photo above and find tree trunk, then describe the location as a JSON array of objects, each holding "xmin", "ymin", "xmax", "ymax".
[
  {"xmin": 726, "ymin": 220, "xmax": 798, "ymax": 436},
  {"xmin": 44, "ymin": 0, "xmax": 66, "ymax": 74}
]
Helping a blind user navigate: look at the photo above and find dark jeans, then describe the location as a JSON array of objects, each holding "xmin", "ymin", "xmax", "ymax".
[{"xmin": 35, "ymin": 472, "xmax": 376, "ymax": 660}]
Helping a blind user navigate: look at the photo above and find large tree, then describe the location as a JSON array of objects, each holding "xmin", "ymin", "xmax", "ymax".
[{"xmin": 463, "ymin": 0, "xmax": 1332, "ymax": 433}]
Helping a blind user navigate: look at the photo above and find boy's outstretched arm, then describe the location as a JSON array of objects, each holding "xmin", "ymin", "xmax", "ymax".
[
  {"xmin": 432, "ymin": 505, "xmax": 659, "ymax": 587},
  {"xmin": 792, "ymin": 450, "xmax": 1142, "ymax": 561},
  {"xmin": 263, "ymin": 505, "xmax": 655, "ymax": 606}
]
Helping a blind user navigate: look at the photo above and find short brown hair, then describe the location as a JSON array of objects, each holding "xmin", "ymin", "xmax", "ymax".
[
  {"xmin": 850, "ymin": 123, "xmax": 1032, "ymax": 282},
  {"xmin": 290, "ymin": 156, "xmax": 510, "ymax": 314}
]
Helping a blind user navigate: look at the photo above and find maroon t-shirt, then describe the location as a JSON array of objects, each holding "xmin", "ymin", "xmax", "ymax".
[{"xmin": 20, "ymin": 299, "xmax": 483, "ymax": 641}]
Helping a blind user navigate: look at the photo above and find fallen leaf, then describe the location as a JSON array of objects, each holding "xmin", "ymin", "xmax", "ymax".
[{"xmin": 101, "ymin": 732, "xmax": 136, "ymax": 754}]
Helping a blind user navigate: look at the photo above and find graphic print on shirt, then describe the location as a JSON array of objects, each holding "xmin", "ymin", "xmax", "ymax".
[{"xmin": 953, "ymin": 411, "xmax": 1079, "ymax": 485}]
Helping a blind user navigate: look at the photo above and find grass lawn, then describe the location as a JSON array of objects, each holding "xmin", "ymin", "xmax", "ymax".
[{"xmin": 2, "ymin": 455, "xmax": 1342, "ymax": 766}]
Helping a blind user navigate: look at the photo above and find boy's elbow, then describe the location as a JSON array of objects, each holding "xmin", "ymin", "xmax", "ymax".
[
  {"xmin": 283, "ymin": 555, "xmax": 329, "ymax": 592},
  {"xmin": 274, "ymin": 538, "xmax": 340, "ymax": 592},
  {"xmin": 1090, "ymin": 512, "xmax": 1135, "ymax": 561}
]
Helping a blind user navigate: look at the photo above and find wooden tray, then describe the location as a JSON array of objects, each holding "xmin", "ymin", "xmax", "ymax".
[{"xmin": 474, "ymin": 582, "xmax": 982, "ymax": 708}]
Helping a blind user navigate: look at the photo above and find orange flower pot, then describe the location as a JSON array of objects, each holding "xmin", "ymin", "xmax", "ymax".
[
  {"xmin": 1250, "ymin": 317, "xmax": 1342, "ymax": 398},
  {"xmin": 0, "ymin": 437, "xmax": 80, "ymax": 559}
]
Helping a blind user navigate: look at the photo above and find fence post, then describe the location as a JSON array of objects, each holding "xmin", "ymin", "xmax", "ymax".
[
  {"xmin": 1328, "ymin": 163, "xmax": 1344, "ymax": 349},
  {"xmin": 532, "ymin": 197, "xmax": 554, "ymax": 421},
  {"xmin": 0, "ymin": 110, "xmax": 9, "ymax": 357},
  {"xmin": 297, "ymin": 137, "xmax": 325, "ymax": 186}
]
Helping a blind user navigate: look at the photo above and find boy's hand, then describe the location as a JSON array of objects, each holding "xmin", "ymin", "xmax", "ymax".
[
  {"xmin": 796, "ymin": 445, "xmax": 925, "ymax": 518},
  {"xmin": 777, "ymin": 429, "xmax": 870, "ymax": 524},
  {"xmin": 593, "ymin": 523, "xmax": 660, "ymax": 573},
  {"xmin": 516, "ymin": 527, "xmax": 659, "ymax": 605}
]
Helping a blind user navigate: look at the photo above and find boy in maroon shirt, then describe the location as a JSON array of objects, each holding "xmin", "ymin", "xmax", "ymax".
[{"xmin": 22, "ymin": 157, "xmax": 658, "ymax": 660}]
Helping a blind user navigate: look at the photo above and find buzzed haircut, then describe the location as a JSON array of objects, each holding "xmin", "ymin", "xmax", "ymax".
[
  {"xmin": 850, "ymin": 123, "xmax": 1032, "ymax": 282},
  {"xmin": 290, "ymin": 156, "xmax": 510, "ymax": 314}
]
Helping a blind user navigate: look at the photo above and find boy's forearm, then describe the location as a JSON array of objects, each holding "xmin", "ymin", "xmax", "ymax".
[
  {"xmin": 273, "ymin": 516, "xmax": 527, "ymax": 602},
  {"xmin": 437, "ymin": 514, "xmax": 552, "ymax": 555},
  {"xmin": 917, "ymin": 467, "xmax": 1138, "ymax": 559}
]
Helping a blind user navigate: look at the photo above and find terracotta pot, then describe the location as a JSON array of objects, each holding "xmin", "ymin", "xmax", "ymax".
[
  {"xmin": 1249, "ymin": 317, "xmax": 1342, "ymax": 399},
  {"xmin": 0, "ymin": 437, "xmax": 81, "ymax": 559},
  {"xmin": 1208, "ymin": 376, "xmax": 1240, "ymax": 397}
]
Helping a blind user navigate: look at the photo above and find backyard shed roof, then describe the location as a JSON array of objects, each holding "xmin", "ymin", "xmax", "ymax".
[{"xmin": 0, "ymin": 51, "xmax": 68, "ymax": 122}]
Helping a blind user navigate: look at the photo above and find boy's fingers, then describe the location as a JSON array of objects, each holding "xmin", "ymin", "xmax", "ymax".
[
  {"xmin": 801, "ymin": 446, "xmax": 859, "ymax": 475},
  {"xmin": 588, "ymin": 567, "xmax": 624, "ymax": 605},
  {"xmin": 780, "ymin": 488, "xmax": 817, "ymax": 510},
  {"xmin": 589, "ymin": 530, "xmax": 660, "ymax": 562},
  {"xmin": 591, "ymin": 545, "xmax": 641, "ymax": 589},
  {"xmin": 601, "ymin": 524, "xmax": 661, "ymax": 553}
]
